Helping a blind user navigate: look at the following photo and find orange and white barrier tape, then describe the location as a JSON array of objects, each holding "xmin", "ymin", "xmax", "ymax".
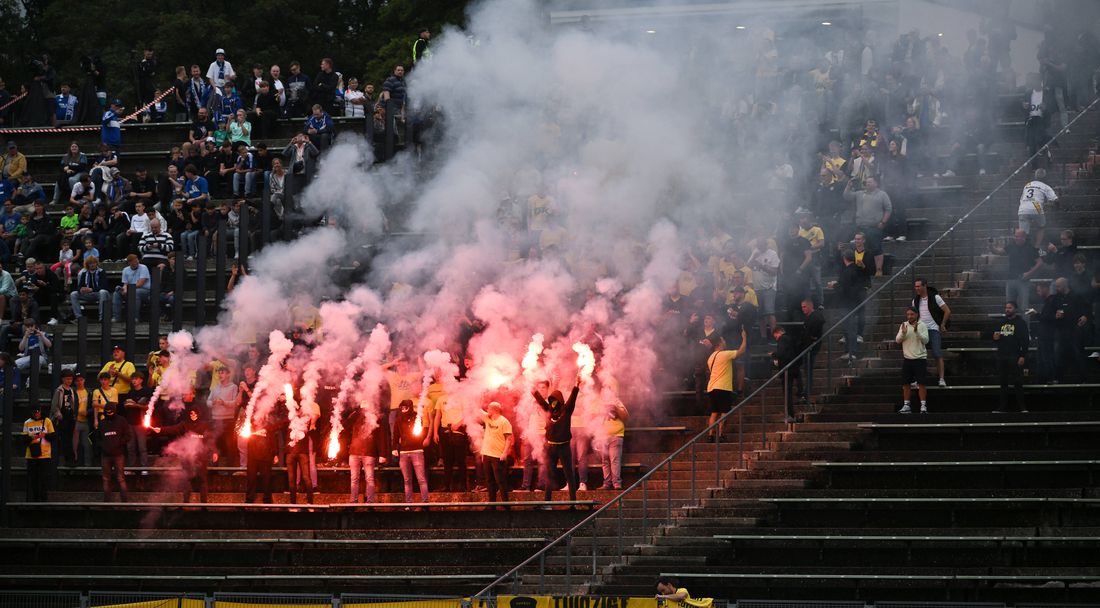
[{"xmin": 0, "ymin": 86, "xmax": 176, "ymax": 134}]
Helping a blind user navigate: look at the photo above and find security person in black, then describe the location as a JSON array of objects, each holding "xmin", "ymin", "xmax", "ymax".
[
  {"xmin": 992, "ymin": 301, "xmax": 1030, "ymax": 413},
  {"xmin": 533, "ymin": 377, "xmax": 581, "ymax": 502}
]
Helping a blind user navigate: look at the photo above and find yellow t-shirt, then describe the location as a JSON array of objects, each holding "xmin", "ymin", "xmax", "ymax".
[
  {"xmin": 672, "ymin": 588, "xmax": 713, "ymax": 608},
  {"xmin": 822, "ymin": 155, "xmax": 846, "ymax": 185},
  {"xmin": 92, "ymin": 386, "xmax": 119, "ymax": 419},
  {"xmin": 604, "ymin": 403, "xmax": 627, "ymax": 438},
  {"xmin": 527, "ymin": 195, "xmax": 553, "ymax": 231},
  {"xmin": 100, "ymin": 361, "xmax": 136, "ymax": 395},
  {"xmin": 438, "ymin": 395, "xmax": 464, "ymax": 428},
  {"xmin": 387, "ymin": 371, "xmax": 420, "ymax": 410},
  {"xmin": 23, "ymin": 417, "xmax": 54, "ymax": 459},
  {"xmin": 706, "ymin": 349, "xmax": 742, "ymax": 393},
  {"xmin": 726, "ymin": 286, "xmax": 759, "ymax": 307},
  {"xmin": 799, "ymin": 226, "xmax": 825, "ymax": 251},
  {"xmin": 480, "ymin": 414, "xmax": 512, "ymax": 459},
  {"xmin": 677, "ymin": 270, "xmax": 698, "ymax": 297},
  {"xmin": 75, "ymin": 388, "xmax": 89, "ymax": 423}
]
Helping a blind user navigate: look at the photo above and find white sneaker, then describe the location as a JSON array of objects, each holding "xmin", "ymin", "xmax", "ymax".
[
  {"xmin": 938, "ymin": 378, "xmax": 947, "ymax": 387},
  {"xmin": 898, "ymin": 404, "xmax": 912, "ymax": 414},
  {"xmin": 979, "ymin": 169, "xmax": 987, "ymax": 176},
  {"xmin": 559, "ymin": 484, "xmax": 569, "ymax": 491},
  {"xmin": 942, "ymin": 170, "xmax": 956, "ymax": 177},
  {"xmin": 47, "ymin": 318, "xmax": 59, "ymax": 325},
  {"xmin": 933, "ymin": 173, "xmax": 941, "ymax": 178},
  {"xmin": 919, "ymin": 404, "xmax": 928, "ymax": 413},
  {"xmin": 883, "ymin": 236, "xmax": 894, "ymax": 242},
  {"xmin": 578, "ymin": 483, "xmax": 587, "ymax": 492},
  {"xmin": 910, "ymin": 382, "xmax": 918, "ymax": 389},
  {"xmin": 838, "ymin": 336, "xmax": 846, "ymax": 344},
  {"xmin": 895, "ymin": 236, "xmax": 906, "ymax": 242},
  {"xmin": 1089, "ymin": 352, "xmax": 1100, "ymax": 359},
  {"xmin": 856, "ymin": 335, "xmax": 864, "ymax": 344}
]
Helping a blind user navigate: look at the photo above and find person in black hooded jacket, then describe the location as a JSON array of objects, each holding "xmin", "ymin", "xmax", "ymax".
[
  {"xmin": 533, "ymin": 377, "xmax": 581, "ymax": 502},
  {"xmin": 96, "ymin": 402, "xmax": 132, "ymax": 502},
  {"xmin": 152, "ymin": 405, "xmax": 213, "ymax": 503}
]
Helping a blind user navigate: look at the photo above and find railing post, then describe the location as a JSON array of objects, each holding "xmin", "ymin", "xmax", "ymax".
[
  {"xmin": 666, "ymin": 458, "xmax": 672, "ymax": 524},
  {"xmin": 565, "ymin": 535, "xmax": 572, "ymax": 592},
  {"xmin": 51, "ymin": 331, "xmax": 62, "ymax": 389},
  {"xmin": 714, "ymin": 419, "xmax": 720, "ymax": 489},
  {"xmin": 738, "ymin": 409, "xmax": 743, "ymax": 470},
  {"xmin": 538, "ymin": 551, "xmax": 545, "ymax": 595},
  {"xmin": 641, "ymin": 479, "xmax": 647, "ymax": 542},
  {"xmin": 261, "ymin": 186, "xmax": 271, "ymax": 250},
  {"xmin": 617, "ymin": 498, "xmax": 623, "ymax": 558},
  {"xmin": 125, "ymin": 287, "xmax": 137, "ymax": 362},
  {"xmin": 28, "ymin": 346, "xmax": 40, "ymax": 411},
  {"xmin": 173, "ymin": 258, "xmax": 184, "ymax": 332},
  {"xmin": 196, "ymin": 234, "xmax": 207, "ymax": 327},
  {"xmin": 100, "ymin": 298, "xmax": 112, "ymax": 365},
  {"xmin": 826, "ymin": 331, "xmax": 832, "ymax": 390},
  {"xmin": 690, "ymin": 442, "xmax": 696, "ymax": 503},
  {"xmin": 783, "ymin": 369, "xmax": 790, "ymax": 423},
  {"xmin": 591, "ymin": 520, "xmax": 598, "ymax": 585},
  {"xmin": 77, "ymin": 316, "xmax": 88, "ymax": 373},
  {"xmin": 240, "ymin": 203, "xmax": 251, "ymax": 262},
  {"xmin": 1, "ymin": 362, "xmax": 13, "ymax": 520},
  {"xmin": 215, "ymin": 221, "xmax": 227, "ymax": 310},
  {"xmin": 149, "ymin": 265, "xmax": 161, "ymax": 352}
]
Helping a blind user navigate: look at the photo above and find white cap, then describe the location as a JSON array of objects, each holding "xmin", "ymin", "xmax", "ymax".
[{"xmin": 215, "ymin": 48, "xmax": 226, "ymax": 55}]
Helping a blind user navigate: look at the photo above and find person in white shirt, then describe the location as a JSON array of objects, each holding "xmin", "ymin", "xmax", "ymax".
[
  {"xmin": 912, "ymin": 278, "xmax": 951, "ymax": 387},
  {"xmin": 343, "ymin": 78, "xmax": 367, "ymax": 118},
  {"xmin": 747, "ymin": 237, "xmax": 780, "ymax": 341},
  {"xmin": 206, "ymin": 49, "xmax": 235, "ymax": 95},
  {"xmin": 269, "ymin": 65, "xmax": 286, "ymax": 109},
  {"xmin": 896, "ymin": 307, "xmax": 930, "ymax": 413},
  {"xmin": 1018, "ymin": 168, "xmax": 1058, "ymax": 248}
]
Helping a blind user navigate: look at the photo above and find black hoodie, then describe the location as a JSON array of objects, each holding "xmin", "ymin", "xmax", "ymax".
[
  {"xmin": 534, "ymin": 386, "xmax": 579, "ymax": 444},
  {"xmin": 97, "ymin": 409, "xmax": 132, "ymax": 456}
]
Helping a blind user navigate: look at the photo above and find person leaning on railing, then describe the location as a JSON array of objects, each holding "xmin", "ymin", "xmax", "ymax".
[{"xmin": 655, "ymin": 577, "xmax": 713, "ymax": 608}]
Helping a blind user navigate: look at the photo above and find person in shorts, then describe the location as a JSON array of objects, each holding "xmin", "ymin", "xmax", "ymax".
[{"xmin": 896, "ymin": 307, "xmax": 929, "ymax": 413}]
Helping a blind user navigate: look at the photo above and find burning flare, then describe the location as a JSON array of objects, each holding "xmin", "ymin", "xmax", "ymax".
[
  {"xmin": 573, "ymin": 342, "xmax": 595, "ymax": 383},
  {"xmin": 327, "ymin": 434, "xmax": 340, "ymax": 459},
  {"xmin": 142, "ymin": 386, "xmax": 161, "ymax": 428},
  {"xmin": 239, "ymin": 420, "xmax": 252, "ymax": 438},
  {"xmin": 412, "ymin": 413, "xmax": 423, "ymax": 436}
]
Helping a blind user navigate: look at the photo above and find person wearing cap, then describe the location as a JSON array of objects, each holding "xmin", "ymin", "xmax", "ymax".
[
  {"xmin": 23, "ymin": 403, "xmax": 55, "ymax": 501},
  {"xmin": 96, "ymin": 401, "xmax": 133, "ymax": 501},
  {"xmin": 206, "ymin": 49, "xmax": 235, "ymax": 95},
  {"xmin": 91, "ymin": 371, "xmax": 119, "ymax": 428},
  {"xmin": 2, "ymin": 141, "xmax": 27, "ymax": 186},
  {"xmin": 896, "ymin": 306, "xmax": 930, "ymax": 414},
  {"xmin": 533, "ymin": 376, "xmax": 582, "ymax": 502},
  {"xmin": 101, "ymin": 100, "xmax": 123, "ymax": 150},
  {"xmin": 412, "ymin": 28, "xmax": 432, "ymax": 66},
  {"xmin": 100, "ymin": 344, "xmax": 136, "ymax": 395},
  {"xmin": 151, "ymin": 405, "xmax": 213, "ymax": 503},
  {"xmin": 72, "ymin": 371, "xmax": 94, "ymax": 466},
  {"xmin": 479, "ymin": 400, "xmax": 513, "ymax": 506}
]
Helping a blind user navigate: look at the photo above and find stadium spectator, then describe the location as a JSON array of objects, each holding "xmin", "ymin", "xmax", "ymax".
[
  {"xmin": 343, "ymin": 77, "xmax": 367, "ymax": 119},
  {"xmin": 111, "ymin": 254, "xmax": 150, "ymax": 322},
  {"xmin": 252, "ymin": 81, "xmax": 279, "ymax": 139},
  {"xmin": 830, "ymin": 249, "xmax": 862, "ymax": 362},
  {"xmin": 1049, "ymin": 277, "xmax": 1089, "ymax": 383},
  {"xmin": 128, "ymin": 166, "xmax": 156, "ymax": 212},
  {"xmin": 20, "ymin": 202, "xmax": 55, "ymax": 265},
  {"xmin": 311, "ymin": 58, "xmax": 339, "ymax": 113},
  {"xmin": 18, "ymin": 259, "xmax": 63, "ymax": 325},
  {"xmin": 0, "ymin": 260, "xmax": 14, "ymax": 319},
  {"xmin": 913, "ymin": 278, "xmax": 951, "ymax": 387},
  {"xmin": 599, "ymin": 399, "xmax": 627, "ymax": 490},
  {"xmin": 799, "ymin": 298, "xmax": 825, "ymax": 401},
  {"xmin": 269, "ymin": 65, "xmax": 287, "ymax": 113},
  {"xmin": 796, "ymin": 210, "xmax": 825, "ymax": 308},
  {"xmin": 208, "ymin": 366, "xmax": 240, "ymax": 464},
  {"xmin": 412, "ymin": 28, "xmax": 432, "ymax": 66},
  {"xmin": 189, "ymin": 108, "xmax": 216, "ymax": 146},
  {"xmin": 151, "ymin": 405, "xmax": 212, "ymax": 503},
  {"xmin": 49, "ymin": 368, "xmax": 78, "ymax": 466},
  {"xmin": 1023, "ymin": 73, "xmax": 1054, "ymax": 168},
  {"xmin": 286, "ymin": 421, "xmax": 314, "ymax": 506},
  {"xmin": 96, "ymin": 402, "xmax": 131, "ymax": 502},
  {"xmin": 12, "ymin": 173, "xmax": 45, "ymax": 210},
  {"xmin": 897, "ymin": 306, "xmax": 930, "ymax": 414},
  {"xmin": 391, "ymin": 398, "xmax": 430, "ymax": 505},
  {"xmin": 347, "ymin": 402, "xmax": 387, "ymax": 503},
  {"xmin": 1044, "ymin": 229, "xmax": 1077, "ymax": 279},
  {"xmin": 233, "ymin": 143, "xmax": 259, "ymax": 199},
  {"xmin": 283, "ymin": 134, "xmax": 319, "ymax": 204},
  {"xmin": 101, "ymin": 99, "xmax": 123, "ymax": 150},
  {"xmin": 1, "ymin": 142, "xmax": 26, "ymax": 187},
  {"xmin": 519, "ymin": 380, "xmax": 550, "ymax": 493},
  {"xmin": 480, "ymin": 400, "xmax": 513, "ymax": 506},
  {"xmin": 992, "ymin": 301, "xmax": 1029, "ymax": 413},
  {"xmin": 304, "ymin": 104, "xmax": 335, "ymax": 150},
  {"xmin": 244, "ymin": 409, "xmax": 277, "ymax": 504},
  {"xmin": 53, "ymin": 82, "xmax": 78, "ymax": 127},
  {"xmin": 381, "ymin": 65, "xmax": 407, "ymax": 117},
  {"xmin": 433, "ymin": 389, "xmax": 468, "ymax": 492},
  {"xmin": 23, "ymin": 404, "xmax": 53, "ymax": 501},
  {"xmin": 747, "ymin": 236, "xmax": 779, "ymax": 341},
  {"xmin": 240, "ymin": 64, "xmax": 264, "ymax": 110},
  {"xmin": 843, "ymin": 175, "xmax": 891, "ymax": 276},
  {"xmin": 206, "ymin": 48, "xmax": 235, "ymax": 95},
  {"xmin": 534, "ymin": 378, "xmax": 582, "ymax": 502},
  {"xmin": 228, "ymin": 109, "xmax": 252, "ymax": 148},
  {"xmin": 704, "ymin": 328, "xmax": 748, "ymax": 439},
  {"xmin": 779, "ymin": 223, "xmax": 812, "ymax": 320},
  {"xmin": 139, "ymin": 219, "xmax": 173, "ymax": 269},
  {"xmin": 55, "ymin": 142, "xmax": 89, "ymax": 205},
  {"xmin": 990, "ymin": 229, "xmax": 1042, "ymax": 313},
  {"xmin": 655, "ymin": 577, "xmax": 713, "ymax": 608},
  {"xmin": 121, "ymin": 370, "xmax": 152, "ymax": 467},
  {"xmin": 285, "ymin": 61, "xmax": 311, "ymax": 118},
  {"xmin": 1018, "ymin": 168, "xmax": 1058, "ymax": 247}
]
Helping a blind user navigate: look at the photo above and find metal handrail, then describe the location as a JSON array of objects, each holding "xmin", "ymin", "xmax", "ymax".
[{"xmin": 473, "ymin": 95, "xmax": 1100, "ymax": 599}]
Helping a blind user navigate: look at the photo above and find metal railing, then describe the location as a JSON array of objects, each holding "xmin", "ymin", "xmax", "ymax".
[{"xmin": 471, "ymin": 97, "xmax": 1100, "ymax": 598}]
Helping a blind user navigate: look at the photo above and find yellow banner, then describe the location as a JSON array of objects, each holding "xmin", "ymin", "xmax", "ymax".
[
  {"xmin": 216, "ymin": 603, "xmax": 328, "ymax": 608},
  {"xmin": 498, "ymin": 596, "xmax": 659, "ymax": 608},
  {"xmin": 95, "ymin": 600, "xmax": 205, "ymax": 608},
  {"xmin": 345, "ymin": 601, "xmax": 468, "ymax": 608}
]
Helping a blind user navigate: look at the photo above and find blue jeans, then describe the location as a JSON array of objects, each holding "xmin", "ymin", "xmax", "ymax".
[
  {"xmin": 1006, "ymin": 279, "xmax": 1031, "ymax": 314},
  {"xmin": 399, "ymin": 451, "xmax": 429, "ymax": 503},
  {"xmin": 70, "ymin": 289, "xmax": 109, "ymax": 320},
  {"xmin": 600, "ymin": 436, "xmax": 624, "ymax": 489},
  {"xmin": 233, "ymin": 171, "xmax": 257, "ymax": 197},
  {"xmin": 349, "ymin": 455, "xmax": 378, "ymax": 503},
  {"xmin": 112, "ymin": 286, "xmax": 150, "ymax": 321},
  {"xmin": 127, "ymin": 426, "xmax": 148, "ymax": 466},
  {"xmin": 180, "ymin": 230, "xmax": 199, "ymax": 257}
]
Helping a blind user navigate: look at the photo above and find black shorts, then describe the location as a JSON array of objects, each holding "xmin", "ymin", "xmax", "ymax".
[
  {"xmin": 708, "ymin": 389, "xmax": 733, "ymax": 414},
  {"xmin": 901, "ymin": 358, "xmax": 927, "ymax": 385}
]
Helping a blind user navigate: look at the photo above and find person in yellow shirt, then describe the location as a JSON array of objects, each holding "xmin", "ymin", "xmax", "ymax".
[
  {"xmin": 480, "ymin": 401, "xmax": 513, "ymax": 505},
  {"xmin": 100, "ymin": 345, "xmax": 136, "ymax": 396},
  {"xmin": 146, "ymin": 335, "xmax": 168, "ymax": 372},
  {"xmin": 705, "ymin": 328, "xmax": 748, "ymax": 441},
  {"xmin": 599, "ymin": 400, "xmax": 628, "ymax": 490},
  {"xmin": 656, "ymin": 577, "xmax": 713, "ymax": 608},
  {"xmin": 797, "ymin": 209, "xmax": 826, "ymax": 309},
  {"xmin": 432, "ymin": 392, "xmax": 469, "ymax": 491},
  {"xmin": 384, "ymin": 357, "xmax": 420, "ymax": 440},
  {"xmin": 23, "ymin": 405, "xmax": 55, "ymax": 501},
  {"xmin": 820, "ymin": 139, "xmax": 847, "ymax": 186},
  {"xmin": 92, "ymin": 372, "xmax": 120, "ymax": 427}
]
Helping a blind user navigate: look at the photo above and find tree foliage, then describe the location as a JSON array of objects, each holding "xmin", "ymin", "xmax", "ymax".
[{"xmin": 0, "ymin": 0, "xmax": 469, "ymax": 103}]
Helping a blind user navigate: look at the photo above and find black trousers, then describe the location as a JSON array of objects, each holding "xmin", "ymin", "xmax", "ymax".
[
  {"xmin": 440, "ymin": 430, "xmax": 469, "ymax": 491},
  {"xmin": 101, "ymin": 453, "xmax": 127, "ymax": 502},
  {"xmin": 545, "ymin": 442, "xmax": 577, "ymax": 501},
  {"xmin": 26, "ymin": 457, "xmax": 50, "ymax": 501},
  {"xmin": 245, "ymin": 435, "xmax": 274, "ymax": 503},
  {"xmin": 286, "ymin": 452, "xmax": 313, "ymax": 504},
  {"xmin": 181, "ymin": 460, "xmax": 209, "ymax": 503},
  {"xmin": 996, "ymin": 356, "xmax": 1027, "ymax": 412},
  {"xmin": 482, "ymin": 455, "xmax": 509, "ymax": 503}
]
